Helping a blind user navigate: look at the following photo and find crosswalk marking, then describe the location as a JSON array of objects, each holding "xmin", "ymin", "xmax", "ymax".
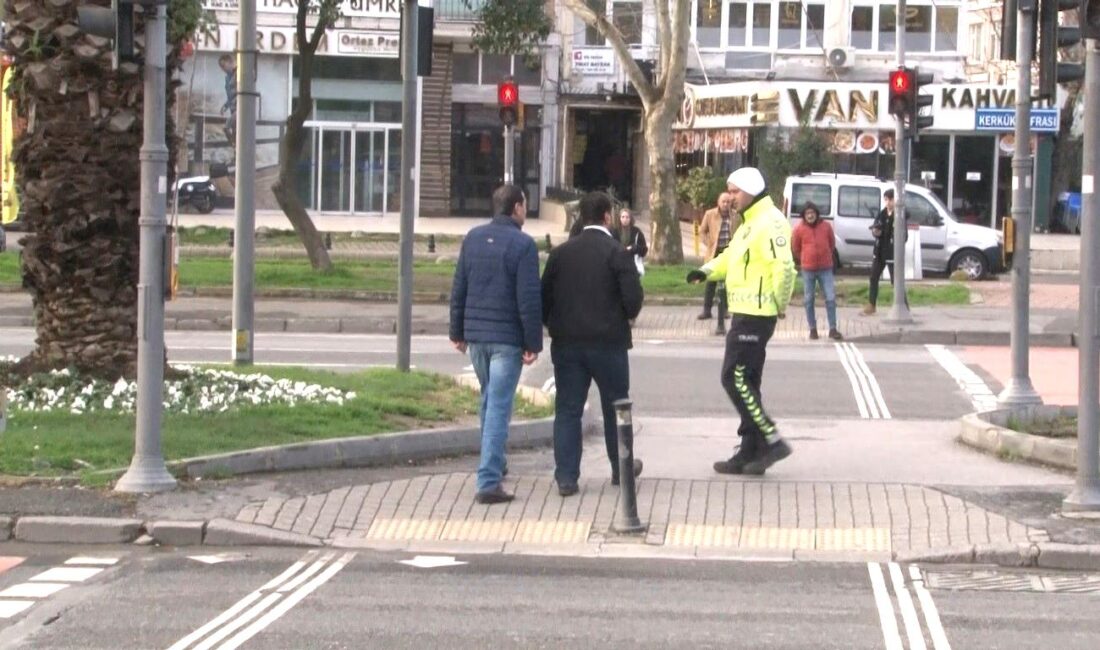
[
  {"xmin": 868, "ymin": 563, "xmax": 952, "ymax": 650},
  {"xmin": 0, "ymin": 556, "xmax": 117, "ymax": 620},
  {"xmin": 835, "ymin": 342, "xmax": 891, "ymax": 419}
]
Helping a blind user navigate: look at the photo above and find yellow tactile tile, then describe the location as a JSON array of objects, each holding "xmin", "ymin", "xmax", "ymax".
[
  {"xmin": 363, "ymin": 519, "xmax": 443, "ymax": 541},
  {"xmin": 739, "ymin": 527, "xmax": 816, "ymax": 550},
  {"xmin": 665, "ymin": 524, "xmax": 741, "ymax": 548},
  {"xmin": 439, "ymin": 520, "xmax": 518, "ymax": 542},
  {"xmin": 513, "ymin": 521, "xmax": 592, "ymax": 544},
  {"xmin": 815, "ymin": 527, "xmax": 892, "ymax": 552}
]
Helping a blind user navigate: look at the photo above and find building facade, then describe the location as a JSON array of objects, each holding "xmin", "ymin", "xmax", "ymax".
[{"xmin": 183, "ymin": 0, "xmax": 559, "ymax": 218}]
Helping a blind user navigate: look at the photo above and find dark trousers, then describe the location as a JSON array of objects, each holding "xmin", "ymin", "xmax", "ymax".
[
  {"xmin": 551, "ymin": 343, "xmax": 630, "ymax": 487},
  {"xmin": 702, "ymin": 281, "xmax": 728, "ymax": 320},
  {"xmin": 868, "ymin": 255, "xmax": 895, "ymax": 307},
  {"xmin": 720, "ymin": 314, "xmax": 778, "ymax": 460}
]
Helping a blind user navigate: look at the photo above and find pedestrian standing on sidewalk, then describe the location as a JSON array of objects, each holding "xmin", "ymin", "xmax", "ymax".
[
  {"xmin": 792, "ymin": 202, "xmax": 842, "ymax": 341},
  {"xmin": 698, "ymin": 192, "xmax": 739, "ymax": 334},
  {"xmin": 687, "ymin": 167, "xmax": 795, "ymax": 475},
  {"xmin": 449, "ymin": 185, "xmax": 543, "ymax": 504},
  {"xmin": 613, "ymin": 208, "xmax": 648, "ymax": 275},
  {"xmin": 865, "ymin": 189, "xmax": 898, "ymax": 315},
  {"xmin": 542, "ymin": 191, "xmax": 644, "ymax": 497}
]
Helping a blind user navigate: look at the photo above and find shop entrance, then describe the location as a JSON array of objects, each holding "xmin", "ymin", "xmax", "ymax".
[
  {"xmin": 297, "ymin": 121, "xmax": 402, "ymax": 215},
  {"xmin": 571, "ymin": 108, "xmax": 638, "ymax": 204}
]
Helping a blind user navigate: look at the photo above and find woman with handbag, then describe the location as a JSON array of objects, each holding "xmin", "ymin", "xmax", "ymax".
[{"xmin": 614, "ymin": 209, "xmax": 648, "ymax": 275}]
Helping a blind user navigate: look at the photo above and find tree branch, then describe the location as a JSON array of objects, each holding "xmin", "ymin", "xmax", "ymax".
[
  {"xmin": 563, "ymin": 0, "xmax": 657, "ymax": 106},
  {"xmin": 655, "ymin": 0, "xmax": 671, "ymax": 85},
  {"xmin": 659, "ymin": 0, "xmax": 691, "ymax": 114}
]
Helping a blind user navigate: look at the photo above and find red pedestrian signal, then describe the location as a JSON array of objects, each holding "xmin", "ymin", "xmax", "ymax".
[
  {"xmin": 888, "ymin": 68, "xmax": 912, "ymax": 116},
  {"xmin": 498, "ymin": 78, "xmax": 518, "ymax": 127}
]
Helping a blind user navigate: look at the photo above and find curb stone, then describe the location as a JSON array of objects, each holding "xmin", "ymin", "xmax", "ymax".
[
  {"xmin": 958, "ymin": 407, "xmax": 1077, "ymax": 471},
  {"xmin": 203, "ymin": 518, "xmax": 322, "ymax": 547},
  {"xmin": 0, "ymin": 515, "xmax": 11, "ymax": 541},
  {"xmin": 13, "ymin": 516, "xmax": 144, "ymax": 544},
  {"xmin": 148, "ymin": 520, "xmax": 206, "ymax": 546}
]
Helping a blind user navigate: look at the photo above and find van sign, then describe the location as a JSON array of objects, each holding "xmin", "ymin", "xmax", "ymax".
[{"xmin": 974, "ymin": 108, "xmax": 1059, "ymax": 133}]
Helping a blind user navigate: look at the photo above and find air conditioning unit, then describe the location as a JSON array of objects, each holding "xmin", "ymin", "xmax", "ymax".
[{"xmin": 827, "ymin": 47, "xmax": 856, "ymax": 69}]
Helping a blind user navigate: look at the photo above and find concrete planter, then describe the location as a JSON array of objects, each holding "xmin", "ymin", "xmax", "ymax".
[{"xmin": 958, "ymin": 405, "xmax": 1079, "ymax": 470}]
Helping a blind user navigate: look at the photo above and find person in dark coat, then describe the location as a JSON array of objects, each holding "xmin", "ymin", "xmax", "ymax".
[
  {"xmin": 449, "ymin": 184, "xmax": 543, "ymax": 504},
  {"xmin": 865, "ymin": 189, "xmax": 907, "ymax": 315},
  {"xmin": 613, "ymin": 208, "xmax": 648, "ymax": 273},
  {"xmin": 542, "ymin": 192, "xmax": 644, "ymax": 497}
]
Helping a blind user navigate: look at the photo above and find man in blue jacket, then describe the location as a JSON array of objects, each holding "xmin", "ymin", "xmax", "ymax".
[{"xmin": 450, "ymin": 185, "xmax": 543, "ymax": 504}]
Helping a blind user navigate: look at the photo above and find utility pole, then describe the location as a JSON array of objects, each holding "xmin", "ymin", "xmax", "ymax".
[
  {"xmin": 503, "ymin": 125, "xmax": 514, "ymax": 184},
  {"xmin": 115, "ymin": 2, "xmax": 176, "ymax": 493},
  {"xmin": 999, "ymin": 0, "xmax": 1042, "ymax": 407},
  {"xmin": 886, "ymin": 0, "xmax": 913, "ymax": 325},
  {"xmin": 1064, "ymin": 27, "xmax": 1100, "ymax": 512},
  {"xmin": 231, "ymin": 0, "xmax": 257, "ymax": 366},
  {"xmin": 396, "ymin": 0, "xmax": 418, "ymax": 372}
]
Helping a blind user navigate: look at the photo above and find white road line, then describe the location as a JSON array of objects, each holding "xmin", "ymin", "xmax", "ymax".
[
  {"xmin": 275, "ymin": 553, "xmax": 337, "ymax": 593},
  {"xmin": 867, "ymin": 562, "xmax": 904, "ymax": 650},
  {"xmin": 836, "ymin": 343, "xmax": 872, "ymax": 418},
  {"xmin": 168, "ymin": 552, "xmax": 321, "ymax": 650},
  {"xmin": 0, "ymin": 582, "xmax": 69, "ymax": 599},
  {"xmin": 846, "ymin": 342, "xmax": 892, "ymax": 419},
  {"xmin": 64, "ymin": 557, "xmax": 119, "ymax": 566},
  {"xmin": 889, "ymin": 562, "xmax": 927, "ymax": 650},
  {"xmin": 0, "ymin": 601, "xmax": 35, "ymax": 619},
  {"xmin": 925, "ymin": 344, "xmax": 999, "ymax": 412},
  {"xmin": 29, "ymin": 567, "xmax": 103, "ymax": 582},
  {"xmin": 191, "ymin": 593, "xmax": 283, "ymax": 650},
  {"xmin": 216, "ymin": 552, "xmax": 356, "ymax": 650},
  {"xmin": 909, "ymin": 565, "xmax": 953, "ymax": 650}
]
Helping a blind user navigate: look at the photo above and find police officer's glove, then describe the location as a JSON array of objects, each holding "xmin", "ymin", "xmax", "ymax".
[{"xmin": 686, "ymin": 269, "xmax": 707, "ymax": 284}]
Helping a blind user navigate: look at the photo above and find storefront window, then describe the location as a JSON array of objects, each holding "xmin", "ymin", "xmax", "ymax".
[
  {"xmin": 777, "ymin": 1, "xmax": 801, "ymax": 49},
  {"xmin": 453, "ymin": 52, "xmax": 479, "ymax": 84},
  {"xmin": 513, "ymin": 57, "xmax": 542, "ymax": 86},
  {"xmin": 586, "ymin": 0, "xmax": 607, "ymax": 45},
  {"xmin": 751, "ymin": 1, "xmax": 771, "ymax": 47},
  {"xmin": 951, "ymin": 135, "xmax": 994, "ymax": 225},
  {"xmin": 697, "ymin": 0, "xmax": 722, "ymax": 47},
  {"xmin": 936, "ymin": 7, "xmax": 959, "ymax": 52},
  {"xmin": 878, "ymin": 4, "xmax": 896, "ymax": 52},
  {"xmin": 904, "ymin": 5, "xmax": 932, "ymax": 52},
  {"xmin": 612, "ymin": 0, "xmax": 643, "ymax": 45},
  {"xmin": 851, "ymin": 6, "xmax": 873, "ymax": 49},
  {"xmin": 482, "ymin": 54, "xmax": 512, "ymax": 84},
  {"xmin": 806, "ymin": 4, "xmax": 824, "ymax": 49}
]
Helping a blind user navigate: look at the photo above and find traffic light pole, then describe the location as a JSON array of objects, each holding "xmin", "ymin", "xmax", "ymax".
[
  {"xmin": 999, "ymin": 2, "xmax": 1042, "ymax": 407},
  {"xmin": 1064, "ymin": 35, "xmax": 1100, "ymax": 512},
  {"xmin": 396, "ymin": 0, "xmax": 418, "ymax": 372},
  {"xmin": 886, "ymin": 0, "xmax": 913, "ymax": 325},
  {"xmin": 503, "ymin": 125, "xmax": 514, "ymax": 184},
  {"xmin": 115, "ymin": 2, "xmax": 176, "ymax": 493},
  {"xmin": 231, "ymin": 0, "xmax": 257, "ymax": 366}
]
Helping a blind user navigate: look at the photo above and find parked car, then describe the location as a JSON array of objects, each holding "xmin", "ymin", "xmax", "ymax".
[
  {"xmin": 781, "ymin": 173, "xmax": 1004, "ymax": 279},
  {"xmin": 172, "ymin": 175, "xmax": 217, "ymax": 214}
]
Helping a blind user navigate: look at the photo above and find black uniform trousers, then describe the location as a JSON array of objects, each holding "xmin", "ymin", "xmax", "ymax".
[{"xmin": 720, "ymin": 314, "xmax": 778, "ymax": 460}]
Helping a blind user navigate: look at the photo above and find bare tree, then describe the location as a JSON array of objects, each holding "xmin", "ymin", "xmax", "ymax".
[{"xmin": 271, "ymin": 0, "xmax": 335, "ymax": 271}]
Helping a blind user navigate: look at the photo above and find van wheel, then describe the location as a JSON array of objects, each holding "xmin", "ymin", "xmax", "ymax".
[{"xmin": 949, "ymin": 249, "xmax": 988, "ymax": 280}]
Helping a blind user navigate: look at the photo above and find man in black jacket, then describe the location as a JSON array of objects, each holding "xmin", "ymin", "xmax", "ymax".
[
  {"xmin": 865, "ymin": 189, "xmax": 907, "ymax": 315},
  {"xmin": 542, "ymin": 192, "xmax": 644, "ymax": 496}
]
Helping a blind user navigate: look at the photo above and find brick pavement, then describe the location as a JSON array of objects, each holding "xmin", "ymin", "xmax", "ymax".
[{"xmin": 232, "ymin": 474, "xmax": 1048, "ymax": 557}]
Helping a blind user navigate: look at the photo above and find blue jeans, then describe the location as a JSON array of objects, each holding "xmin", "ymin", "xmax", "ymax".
[
  {"xmin": 550, "ymin": 343, "xmax": 630, "ymax": 487},
  {"xmin": 468, "ymin": 343, "xmax": 523, "ymax": 493},
  {"xmin": 802, "ymin": 269, "xmax": 837, "ymax": 330}
]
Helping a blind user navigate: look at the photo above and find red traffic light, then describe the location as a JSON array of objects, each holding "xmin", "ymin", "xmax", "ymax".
[
  {"xmin": 890, "ymin": 69, "xmax": 912, "ymax": 95},
  {"xmin": 498, "ymin": 79, "xmax": 518, "ymax": 108}
]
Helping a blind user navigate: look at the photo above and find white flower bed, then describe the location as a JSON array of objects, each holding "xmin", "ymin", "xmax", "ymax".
[{"xmin": 0, "ymin": 362, "xmax": 356, "ymax": 417}]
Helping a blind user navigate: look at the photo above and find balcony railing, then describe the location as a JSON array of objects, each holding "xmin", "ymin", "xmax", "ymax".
[{"xmin": 435, "ymin": 0, "xmax": 484, "ymax": 22}]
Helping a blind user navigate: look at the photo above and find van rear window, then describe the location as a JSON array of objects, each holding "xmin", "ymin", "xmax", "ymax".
[
  {"xmin": 838, "ymin": 186, "xmax": 881, "ymax": 220},
  {"xmin": 790, "ymin": 184, "xmax": 831, "ymax": 217}
]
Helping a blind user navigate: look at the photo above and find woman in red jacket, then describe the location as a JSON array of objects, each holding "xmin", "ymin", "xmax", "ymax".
[{"xmin": 791, "ymin": 202, "xmax": 842, "ymax": 340}]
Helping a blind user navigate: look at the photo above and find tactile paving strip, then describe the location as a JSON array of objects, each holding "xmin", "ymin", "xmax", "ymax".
[
  {"xmin": 925, "ymin": 569, "xmax": 1100, "ymax": 593},
  {"xmin": 664, "ymin": 526, "xmax": 891, "ymax": 551},
  {"xmin": 361, "ymin": 519, "xmax": 591, "ymax": 544}
]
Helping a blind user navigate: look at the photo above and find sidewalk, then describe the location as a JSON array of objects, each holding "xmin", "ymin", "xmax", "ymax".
[{"xmin": 0, "ymin": 291, "xmax": 1081, "ymax": 346}]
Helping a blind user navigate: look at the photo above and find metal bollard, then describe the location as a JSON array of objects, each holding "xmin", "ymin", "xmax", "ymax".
[
  {"xmin": 324, "ymin": 232, "xmax": 333, "ymax": 250},
  {"xmin": 428, "ymin": 233, "xmax": 436, "ymax": 253},
  {"xmin": 612, "ymin": 399, "xmax": 646, "ymax": 533},
  {"xmin": 228, "ymin": 229, "xmax": 234, "ymax": 248},
  {"xmin": 545, "ymin": 233, "xmax": 552, "ymax": 252}
]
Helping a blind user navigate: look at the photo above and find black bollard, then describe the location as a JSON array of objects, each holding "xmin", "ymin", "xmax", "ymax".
[
  {"xmin": 545, "ymin": 233, "xmax": 552, "ymax": 252},
  {"xmin": 324, "ymin": 232, "xmax": 333, "ymax": 250},
  {"xmin": 228, "ymin": 229, "xmax": 234, "ymax": 248},
  {"xmin": 612, "ymin": 399, "xmax": 646, "ymax": 533},
  {"xmin": 428, "ymin": 233, "xmax": 436, "ymax": 253}
]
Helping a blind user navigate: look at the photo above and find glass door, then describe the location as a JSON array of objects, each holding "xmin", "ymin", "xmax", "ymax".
[
  {"xmin": 354, "ymin": 130, "xmax": 385, "ymax": 213},
  {"xmin": 319, "ymin": 129, "xmax": 352, "ymax": 213}
]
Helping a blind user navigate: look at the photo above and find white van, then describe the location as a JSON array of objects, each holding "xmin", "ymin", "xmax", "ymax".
[{"xmin": 781, "ymin": 173, "xmax": 1004, "ymax": 279}]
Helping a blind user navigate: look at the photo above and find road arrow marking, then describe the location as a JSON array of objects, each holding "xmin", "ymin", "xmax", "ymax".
[{"xmin": 398, "ymin": 555, "xmax": 467, "ymax": 569}]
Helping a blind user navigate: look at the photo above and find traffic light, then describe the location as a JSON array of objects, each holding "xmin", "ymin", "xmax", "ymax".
[
  {"xmin": 1038, "ymin": 0, "xmax": 1084, "ymax": 99},
  {"xmin": 909, "ymin": 68, "xmax": 934, "ymax": 135},
  {"xmin": 888, "ymin": 68, "xmax": 912, "ymax": 117},
  {"xmin": 76, "ymin": 0, "xmax": 136, "ymax": 69},
  {"xmin": 1083, "ymin": 0, "xmax": 1100, "ymax": 40},
  {"xmin": 498, "ymin": 78, "xmax": 518, "ymax": 127}
]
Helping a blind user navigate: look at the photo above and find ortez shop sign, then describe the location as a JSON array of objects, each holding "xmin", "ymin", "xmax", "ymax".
[
  {"xmin": 677, "ymin": 82, "xmax": 1047, "ymax": 132},
  {"xmin": 201, "ymin": 0, "xmax": 399, "ymax": 18}
]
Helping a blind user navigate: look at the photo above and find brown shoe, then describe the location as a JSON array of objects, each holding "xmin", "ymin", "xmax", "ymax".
[{"xmin": 861, "ymin": 304, "xmax": 876, "ymax": 316}]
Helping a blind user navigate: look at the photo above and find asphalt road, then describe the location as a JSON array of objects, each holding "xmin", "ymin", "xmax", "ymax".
[
  {"xmin": 0, "ymin": 545, "xmax": 1097, "ymax": 649},
  {"xmin": 0, "ymin": 329, "xmax": 978, "ymax": 421}
]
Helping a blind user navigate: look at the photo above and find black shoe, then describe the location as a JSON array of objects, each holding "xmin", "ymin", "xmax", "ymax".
[
  {"xmin": 828, "ymin": 328, "xmax": 844, "ymax": 341},
  {"xmin": 714, "ymin": 327, "xmax": 726, "ymax": 336},
  {"xmin": 697, "ymin": 313, "xmax": 713, "ymax": 320},
  {"xmin": 713, "ymin": 457, "xmax": 765, "ymax": 476},
  {"xmin": 475, "ymin": 486, "xmax": 515, "ymax": 504},
  {"xmin": 743, "ymin": 438, "xmax": 792, "ymax": 474},
  {"xmin": 809, "ymin": 328, "xmax": 819, "ymax": 340},
  {"xmin": 558, "ymin": 483, "xmax": 579, "ymax": 497},
  {"xmin": 611, "ymin": 459, "xmax": 644, "ymax": 486}
]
